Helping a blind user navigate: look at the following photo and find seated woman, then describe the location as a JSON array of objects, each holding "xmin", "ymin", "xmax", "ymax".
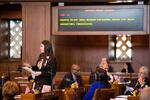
[
  {"xmin": 121, "ymin": 62, "xmax": 134, "ymax": 73},
  {"xmin": 2, "ymin": 81, "xmax": 20, "ymax": 100},
  {"xmin": 99, "ymin": 58, "xmax": 113, "ymax": 72},
  {"xmin": 101, "ymin": 63, "xmax": 114, "ymax": 83},
  {"xmin": 90, "ymin": 63, "xmax": 114, "ymax": 84},
  {"xmin": 84, "ymin": 68, "xmax": 111, "ymax": 100},
  {"xmin": 125, "ymin": 66, "xmax": 150, "ymax": 96}
]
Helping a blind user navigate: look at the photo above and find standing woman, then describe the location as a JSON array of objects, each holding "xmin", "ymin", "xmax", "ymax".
[{"xmin": 24, "ymin": 40, "xmax": 57, "ymax": 86}]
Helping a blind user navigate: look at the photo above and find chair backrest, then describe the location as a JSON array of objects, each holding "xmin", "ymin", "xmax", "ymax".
[
  {"xmin": 53, "ymin": 89, "xmax": 64, "ymax": 100},
  {"xmin": 53, "ymin": 72, "xmax": 67, "ymax": 89},
  {"xmin": 128, "ymin": 96, "xmax": 139, "ymax": 100},
  {"xmin": 84, "ymin": 84, "xmax": 91, "ymax": 92},
  {"xmin": 64, "ymin": 88, "xmax": 77, "ymax": 100},
  {"xmin": 112, "ymin": 83, "xmax": 125, "ymax": 96},
  {"xmin": 21, "ymin": 93, "xmax": 36, "ymax": 100},
  {"xmin": 93, "ymin": 88, "xmax": 115, "ymax": 100},
  {"xmin": 75, "ymin": 87, "xmax": 86, "ymax": 100}
]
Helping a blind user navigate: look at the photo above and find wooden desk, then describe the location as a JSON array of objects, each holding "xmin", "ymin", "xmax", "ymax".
[
  {"xmin": 13, "ymin": 77, "xmax": 29, "ymax": 93},
  {"xmin": 18, "ymin": 89, "xmax": 64, "ymax": 100},
  {"xmin": 111, "ymin": 95, "xmax": 139, "ymax": 100},
  {"xmin": 53, "ymin": 72, "xmax": 138, "ymax": 89},
  {"xmin": 111, "ymin": 72, "xmax": 138, "ymax": 79}
]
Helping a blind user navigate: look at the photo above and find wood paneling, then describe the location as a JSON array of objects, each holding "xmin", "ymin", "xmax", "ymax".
[
  {"xmin": 0, "ymin": 61, "xmax": 21, "ymax": 71},
  {"xmin": 0, "ymin": 4, "xmax": 22, "ymax": 72},
  {"xmin": 131, "ymin": 35, "xmax": 148, "ymax": 72},
  {"xmin": 53, "ymin": 35, "xmax": 108, "ymax": 72},
  {"xmin": 53, "ymin": 35, "xmax": 149, "ymax": 72},
  {"xmin": 22, "ymin": 2, "xmax": 51, "ymax": 65},
  {"xmin": 0, "ymin": 3, "xmax": 149, "ymax": 73},
  {"xmin": 132, "ymin": 35, "xmax": 149, "ymax": 47},
  {"xmin": 0, "ymin": 4, "xmax": 22, "ymax": 19},
  {"xmin": 132, "ymin": 35, "xmax": 149, "ymax": 72}
]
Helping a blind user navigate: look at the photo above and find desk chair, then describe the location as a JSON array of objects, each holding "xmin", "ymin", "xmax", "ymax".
[
  {"xmin": 92, "ymin": 88, "xmax": 115, "ymax": 100},
  {"xmin": 64, "ymin": 88, "xmax": 77, "ymax": 100},
  {"xmin": 128, "ymin": 96, "xmax": 139, "ymax": 100},
  {"xmin": 84, "ymin": 84, "xmax": 91, "ymax": 92},
  {"xmin": 21, "ymin": 93, "xmax": 35, "ymax": 100},
  {"xmin": 75, "ymin": 87, "xmax": 86, "ymax": 100}
]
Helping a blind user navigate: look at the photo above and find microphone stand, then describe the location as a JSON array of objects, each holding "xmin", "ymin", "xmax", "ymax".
[
  {"xmin": 49, "ymin": 58, "xmax": 55, "ymax": 96},
  {"xmin": 46, "ymin": 56, "xmax": 56, "ymax": 97},
  {"xmin": 6, "ymin": 66, "xmax": 10, "ymax": 81},
  {"xmin": 50, "ymin": 71, "xmax": 54, "ymax": 96}
]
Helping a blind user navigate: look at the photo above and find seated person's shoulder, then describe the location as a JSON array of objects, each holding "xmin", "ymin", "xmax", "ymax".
[{"xmin": 64, "ymin": 72, "xmax": 72, "ymax": 78}]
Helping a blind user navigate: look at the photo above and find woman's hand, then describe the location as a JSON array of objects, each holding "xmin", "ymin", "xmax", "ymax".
[
  {"xmin": 71, "ymin": 82, "xmax": 79, "ymax": 88},
  {"xmin": 35, "ymin": 71, "xmax": 42, "ymax": 76},
  {"xmin": 23, "ymin": 62, "xmax": 31, "ymax": 68}
]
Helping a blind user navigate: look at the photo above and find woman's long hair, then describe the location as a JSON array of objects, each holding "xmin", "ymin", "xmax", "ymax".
[
  {"xmin": 37, "ymin": 53, "xmax": 47, "ymax": 67},
  {"xmin": 41, "ymin": 40, "xmax": 54, "ymax": 60},
  {"xmin": 96, "ymin": 68, "xmax": 108, "ymax": 81},
  {"xmin": 96, "ymin": 68, "xmax": 111, "ymax": 87},
  {"xmin": 126, "ymin": 62, "xmax": 134, "ymax": 73}
]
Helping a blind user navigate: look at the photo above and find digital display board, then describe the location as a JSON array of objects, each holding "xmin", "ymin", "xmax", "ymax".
[{"xmin": 52, "ymin": 5, "xmax": 148, "ymax": 35}]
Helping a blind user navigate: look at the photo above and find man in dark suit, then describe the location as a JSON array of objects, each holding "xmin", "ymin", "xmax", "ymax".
[{"xmin": 59, "ymin": 64, "xmax": 82, "ymax": 89}]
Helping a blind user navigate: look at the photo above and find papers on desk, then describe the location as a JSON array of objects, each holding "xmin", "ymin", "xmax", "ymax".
[
  {"xmin": 118, "ymin": 81, "xmax": 131, "ymax": 85},
  {"xmin": 110, "ymin": 95, "xmax": 130, "ymax": 100},
  {"xmin": 117, "ymin": 95, "xmax": 129, "ymax": 98},
  {"xmin": 124, "ymin": 86, "xmax": 134, "ymax": 94},
  {"xmin": 41, "ymin": 85, "xmax": 51, "ymax": 93},
  {"xmin": 14, "ymin": 95, "xmax": 21, "ymax": 99}
]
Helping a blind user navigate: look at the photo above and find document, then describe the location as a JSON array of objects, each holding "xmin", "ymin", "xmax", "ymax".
[
  {"xmin": 41, "ymin": 85, "xmax": 51, "ymax": 93},
  {"xmin": 22, "ymin": 67, "xmax": 36, "ymax": 75}
]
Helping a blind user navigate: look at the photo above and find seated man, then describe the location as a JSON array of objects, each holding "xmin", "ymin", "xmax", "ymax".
[{"xmin": 59, "ymin": 64, "xmax": 82, "ymax": 89}]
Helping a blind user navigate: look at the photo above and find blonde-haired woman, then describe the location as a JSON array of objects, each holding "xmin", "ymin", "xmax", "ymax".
[
  {"xmin": 99, "ymin": 58, "xmax": 113, "ymax": 72},
  {"xmin": 125, "ymin": 66, "xmax": 150, "ymax": 96},
  {"xmin": 138, "ymin": 66, "xmax": 149, "ymax": 86}
]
